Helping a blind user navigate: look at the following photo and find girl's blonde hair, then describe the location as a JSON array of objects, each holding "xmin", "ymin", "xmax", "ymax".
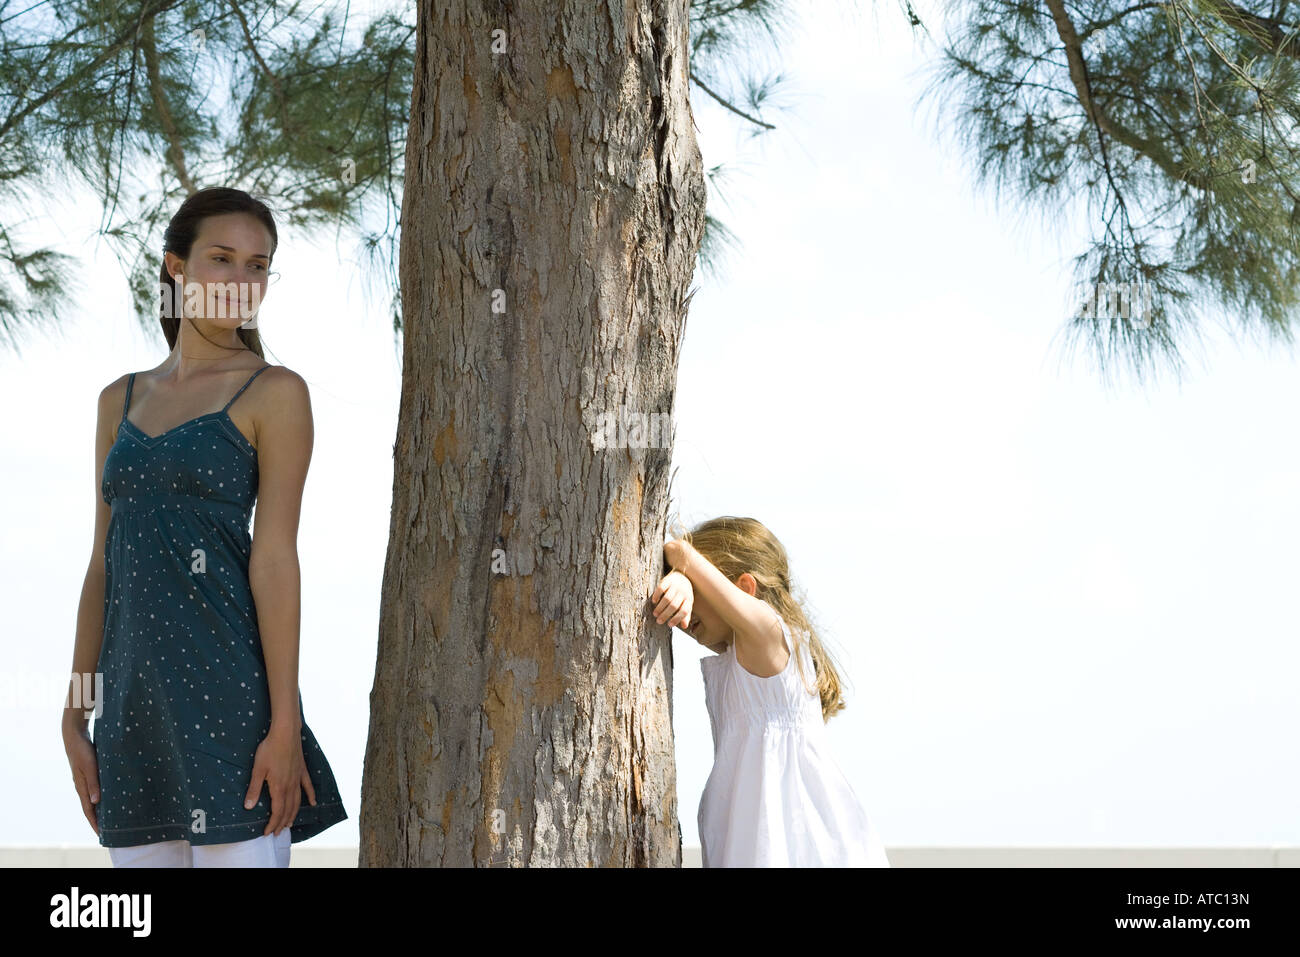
[{"xmin": 682, "ymin": 515, "xmax": 847, "ymax": 722}]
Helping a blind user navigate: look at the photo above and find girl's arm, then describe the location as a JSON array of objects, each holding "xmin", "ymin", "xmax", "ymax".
[
  {"xmin": 665, "ymin": 539, "xmax": 785, "ymax": 663},
  {"xmin": 244, "ymin": 369, "xmax": 316, "ymax": 835}
]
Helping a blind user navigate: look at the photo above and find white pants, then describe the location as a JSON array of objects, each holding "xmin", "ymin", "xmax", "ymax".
[{"xmin": 109, "ymin": 827, "xmax": 291, "ymax": 868}]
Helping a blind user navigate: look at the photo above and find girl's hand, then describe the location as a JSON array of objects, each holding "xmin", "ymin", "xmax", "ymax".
[
  {"xmin": 62, "ymin": 721, "xmax": 101, "ymax": 836},
  {"xmin": 664, "ymin": 538, "xmax": 693, "ymax": 577},
  {"xmin": 651, "ymin": 570, "xmax": 694, "ymax": 629},
  {"xmin": 246, "ymin": 723, "xmax": 316, "ymax": 837}
]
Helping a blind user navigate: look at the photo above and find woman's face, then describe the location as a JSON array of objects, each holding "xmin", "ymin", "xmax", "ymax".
[{"xmin": 167, "ymin": 212, "xmax": 272, "ymax": 327}]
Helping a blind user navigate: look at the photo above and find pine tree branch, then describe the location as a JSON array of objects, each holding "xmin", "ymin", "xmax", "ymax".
[
  {"xmin": 0, "ymin": 0, "xmax": 180, "ymax": 141},
  {"xmin": 1211, "ymin": 2, "xmax": 1300, "ymax": 57},
  {"xmin": 687, "ymin": 70, "xmax": 774, "ymax": 129},
  {"xmin": 1046, "ymin": 0, "xmax": 1140, "ymax": 252},
  {"xmin": 140, "ymin": 13, "xmax": 194, "ymax": 194},
  {"xmin": 1046, "ymin": 0, "xmax": 1208, "ymax": 196},
  {"xmin": 227, "ymin": 0, "xmax": 293, "ymax": 137},
  {"xmin": 1080, "ymin": 2, "xmax": 1170, "ymax": 41}
]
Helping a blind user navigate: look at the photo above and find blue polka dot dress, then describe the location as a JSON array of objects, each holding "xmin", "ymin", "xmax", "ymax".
[{"xmin": 94, "ymin": 365, "xmax": 348, "ymax": 847}]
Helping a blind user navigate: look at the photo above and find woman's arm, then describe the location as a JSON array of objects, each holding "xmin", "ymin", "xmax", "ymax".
[
  {"xmin": 62, "ymin": 379, "xmax": 127, "ymax": 833},
  {"xmin": 244, "ymin": 368, "xmax": 316, "ymax": 835},
  {"xmin": 66, "ymin": 381, "xmax": 123, "ymax": 722}
]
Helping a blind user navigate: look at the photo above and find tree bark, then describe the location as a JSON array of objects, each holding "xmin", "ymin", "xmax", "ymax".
[{"xmin": 359, "ymin": 1, "xmax": 706, "ymax": 866}]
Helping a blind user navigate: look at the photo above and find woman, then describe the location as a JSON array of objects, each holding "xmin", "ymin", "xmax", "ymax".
[{"xmin": 61, "ymin": 186, "xmax": 347, "ymax": 866}]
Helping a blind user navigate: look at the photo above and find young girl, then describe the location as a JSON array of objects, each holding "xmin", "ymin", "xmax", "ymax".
[
  {"xmin": 651, "ymin": 515, "xmax": 890, "ymax": 867},
  {"xmin": 61, "ymin": 186, "xmax": 347, "ymax": 866}
]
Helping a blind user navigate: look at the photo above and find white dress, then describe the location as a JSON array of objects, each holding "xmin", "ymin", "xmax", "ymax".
[{"xmin": 698, "ymin": 614, "xmax": 890, "ymax": 867}]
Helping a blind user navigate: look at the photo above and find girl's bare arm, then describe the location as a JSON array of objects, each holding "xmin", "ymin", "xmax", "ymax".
[{"xmin": 665, "ymin": 539, "xmax": 784, "ymax": 659}]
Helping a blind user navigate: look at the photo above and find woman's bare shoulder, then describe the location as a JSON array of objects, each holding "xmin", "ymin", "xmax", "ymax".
[
  {"xmin": 238, "ymin": 364, "xmax": 312, "ymax": 437},
  {"xmin": 246, "ymin": 364, "xmax": 308, "ymax": 406},
  {"xmin": 96, "ymin": 372, "xmax": 135, "ymax": 417}
]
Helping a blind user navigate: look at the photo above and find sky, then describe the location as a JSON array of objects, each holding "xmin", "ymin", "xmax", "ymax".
[{"xmin": 2, "ymin": 1, "xmax": 1298, "ymax": 852}]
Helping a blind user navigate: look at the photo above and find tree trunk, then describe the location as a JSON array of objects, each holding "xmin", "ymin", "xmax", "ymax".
[{"xmin": 359, "ymin": 1, "xmax": 706, "ymax": 865}]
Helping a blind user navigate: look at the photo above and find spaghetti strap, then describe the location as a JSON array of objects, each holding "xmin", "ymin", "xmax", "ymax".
[
  {"xmin": 121, "ymin": 373, "xmax": 137, "ymax": 423},
  {"xmin": 222, "ymin": 365, "xmax": 271, "ymax": 413}
]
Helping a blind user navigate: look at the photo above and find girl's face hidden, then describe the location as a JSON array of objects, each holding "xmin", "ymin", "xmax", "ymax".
[
  {"xmin": 684, "ymin": 593, "xmax": 728, "ymax": 652},
  {"xmin": 683, "ymin": 572, "xmax": 758, "ymax": 653}
]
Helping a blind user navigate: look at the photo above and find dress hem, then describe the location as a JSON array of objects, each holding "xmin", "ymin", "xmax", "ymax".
[{"xmin": 96, "ymin": 802, "xmax": 348, "ymax": 848}]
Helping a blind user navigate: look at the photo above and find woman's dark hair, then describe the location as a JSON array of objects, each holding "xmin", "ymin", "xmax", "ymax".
[{"xmin": 159, "ymin": 187, "xmax": 277, "ymax": 359}]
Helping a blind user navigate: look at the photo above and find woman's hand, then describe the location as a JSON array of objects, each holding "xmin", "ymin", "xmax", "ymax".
[
  {"xmin": 246, "ymin": 722, "xmax": 317, "ymax": 837},
  {"xmin": 650, "ymin": 569, "xmax": 695, "ymax": 629},
  {"xmin": 62, "ymin": 720, "xmax": 100, "ymax": 836}
]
